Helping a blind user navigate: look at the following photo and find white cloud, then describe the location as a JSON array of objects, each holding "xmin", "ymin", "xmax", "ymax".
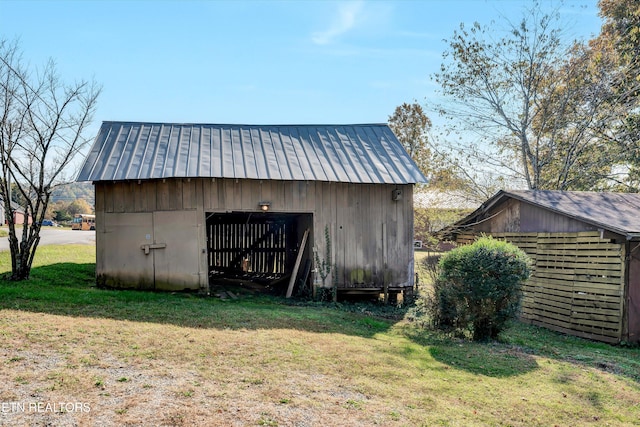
[{"xmin": 311, "ymin": 1, "xmax": 364, "ymax": 45}]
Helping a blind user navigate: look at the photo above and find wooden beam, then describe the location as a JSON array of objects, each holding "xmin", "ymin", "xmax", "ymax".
[{"xmin": 286, "ymin": 229, "xmax": 309, "ymax": 298}]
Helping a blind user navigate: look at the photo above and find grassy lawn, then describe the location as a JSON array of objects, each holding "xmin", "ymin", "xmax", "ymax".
[{"xmin": 0, "ymin": 246, "xmax": 638, "ymax": 426}]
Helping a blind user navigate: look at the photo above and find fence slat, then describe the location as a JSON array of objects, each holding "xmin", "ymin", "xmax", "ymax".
[{"xmin": 457, "ymin": 230, "xmax": 624, "ymax": 343}]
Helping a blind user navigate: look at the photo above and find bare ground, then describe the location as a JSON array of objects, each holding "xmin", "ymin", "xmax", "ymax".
[{"xmin": 0, "ymin": 311, "xmax": 403, "ymax": 427}]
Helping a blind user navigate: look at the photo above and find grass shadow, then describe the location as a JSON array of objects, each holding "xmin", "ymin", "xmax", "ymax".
[
  {"xmin": 4, "ymin": 261, "xmax": 639, "ymax": 385},
  {"xmin": 427, "ymin": 342, "xmax": 539, "ymax": 377},
  {"xmin": 401, "ymin": 326, "xmax": 539, "ymax": 378},
  {"xmin": 401, "ymin": 319, "xmax": 640, "ymax": 384},
  {"xmin": 0, "ymin": 262, "xmax": 404, "ymax": 339}
]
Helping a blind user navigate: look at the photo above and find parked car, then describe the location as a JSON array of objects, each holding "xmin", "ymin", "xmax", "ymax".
[{"xmin": 42, "ymin": 219, "xmax": 57, "ymax": 226}]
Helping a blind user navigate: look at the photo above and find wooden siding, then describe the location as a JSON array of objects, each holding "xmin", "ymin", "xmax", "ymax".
[
  {"xmin": 468, "ymin": 199, "xmax": 600, "ymax": 234},
  {"xmin": 456, "ymin": 231, "xmax": 626, "ymax": 343},
  {"xmin": 94, "ymin": 178, "xmax": 415, "ymax": 291},
  {"xmin": 628, "ymin": 243, "xmax": 640, "ymax": 343},
  {"xmin": 519, "ymin": 203, "xmax": 600, "ymax": 233}
]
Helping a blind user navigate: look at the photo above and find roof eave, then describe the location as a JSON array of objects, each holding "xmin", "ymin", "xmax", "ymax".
[{"xmin": 445, "ymin": 189, "xmax": 640, "ymax": 237}]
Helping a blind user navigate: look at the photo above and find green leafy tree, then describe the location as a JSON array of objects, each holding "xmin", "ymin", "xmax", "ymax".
[
  {"xmin": 0, "ymin": 39, "xmax": 100, "ymax": 280},
  {"xmin": 433, "ymin": 4, "xmax": 630, "ymax": 191},
  {"xmin": 46, "ymin": 200, "xmax": 71, "ymax": 222},
  {"xmin": 414, "ymin": 207, "xmax": 471, "ymax": 248},
  {"xmin": 597, "ymin": 0, "xmax": 640, "ymax": 68}
]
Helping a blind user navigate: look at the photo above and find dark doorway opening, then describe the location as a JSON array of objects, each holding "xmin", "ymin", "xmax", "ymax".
[{"xmin": 206, "ymin": 212, "xmax": 313, "ymax": 295}]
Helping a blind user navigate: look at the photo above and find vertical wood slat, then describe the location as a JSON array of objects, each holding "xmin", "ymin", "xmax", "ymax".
[
  {"xmin": 103, "ymin": 183, "xmax": 114, "ymax": 213},
  {"xmin": 100, "ymin": 178, "xmax": 416, "ymax": 291},
  {"xmin": 206, "ymin": 218, "xmax": 289, "ymax": 274}
]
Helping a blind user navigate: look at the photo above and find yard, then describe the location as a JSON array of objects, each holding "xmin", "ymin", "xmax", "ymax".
[{"xmin": 0, "ymin": 246, "xmax": 638, "ymax": 426}]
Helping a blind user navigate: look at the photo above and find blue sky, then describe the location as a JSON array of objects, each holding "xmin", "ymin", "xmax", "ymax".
[{"xmin": 1, "ymin": 0, "xmax": 602, "ymax": 133}]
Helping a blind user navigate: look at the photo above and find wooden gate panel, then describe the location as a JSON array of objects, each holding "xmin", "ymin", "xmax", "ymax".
[
  {"xmin": 207, "ymin": 214, "xmax": 290, "ymax": 275},
  {"xmin": 459, "ymin": 231, "xmax": 625, "ymax": 343}
]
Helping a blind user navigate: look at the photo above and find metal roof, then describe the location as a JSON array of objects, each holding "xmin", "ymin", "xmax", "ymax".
[
  {"xmin": 455, "ymin": 190, "xmax": 640, "ymax": 238},
  {"xmin": 77, "ymin": 122, "xmax": 427, "ymax": 184}
]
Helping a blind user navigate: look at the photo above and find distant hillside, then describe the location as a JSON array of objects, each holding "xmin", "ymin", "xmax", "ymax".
[{"xmin": 52, "ymin": 182, "xmax": 95, "ymax": 206}]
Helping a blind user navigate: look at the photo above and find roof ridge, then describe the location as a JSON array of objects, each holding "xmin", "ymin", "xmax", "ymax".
[{"xmin": 100, "ymin": 121, "xmax": 390, "ymax": 127}]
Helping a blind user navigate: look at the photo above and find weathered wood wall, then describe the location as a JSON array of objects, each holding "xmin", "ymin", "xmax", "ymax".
[
  {"xmin": 467, "ymin": 199, "xmax": 601, "ymax": 234},
  {"xmin": 94, "ymin": 178, "xmax": 415, "ymax": 291},
  {"xmin": 456, "ymin": 231, "xmax": 626, "ymax": 343}
]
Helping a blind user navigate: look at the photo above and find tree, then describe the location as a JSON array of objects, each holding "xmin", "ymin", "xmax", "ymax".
[
  {"xmin": 526, "ymin": 41, "xmax": 626, "ymax": 190},
  {"xmin": 0, "ymin": 39, "xmax": 100, "ymax": 280},
  {"xmin": 388, "ymin": 101, "xmax": 471, "ymax": 192},
  {"xmin": 388, "ymin": 102, "xmax": 432, "ymax": 176},
  {"xmin": 67, "ymin": 198, "xmax": 93, "ymax": 216},
  {"xmin": 433, "ymin": 4, "xmax": 631, "ymax": 191},
  {"xmin": 597, "ymin": 0, "xmax": 640, "ymax": 67},
  {"xmin": 588, "ymin": 0, "xmax": 640, "ymax": 191}
]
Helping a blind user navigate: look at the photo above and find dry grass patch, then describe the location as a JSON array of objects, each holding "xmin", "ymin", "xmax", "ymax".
[
  {"xmin": 1, "ymin": 307, "xmax": 639, "ymax": 426},
  {"xmin": 0, "ymin": 245, "xmax": 638, "ymax": 426}
]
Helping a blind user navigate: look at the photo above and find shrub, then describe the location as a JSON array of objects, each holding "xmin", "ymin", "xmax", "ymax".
[{"xmin": 428, "ymin": 236, "xmax": 530, "ymax": 341}]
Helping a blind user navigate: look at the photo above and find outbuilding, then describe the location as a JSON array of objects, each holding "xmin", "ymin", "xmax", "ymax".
[
  {"xmin": 77, "ymin": 121, "xmax": 426, "ymax": 300},
  {"xmin": 1, "ymin": 196, "xmax": 32, "ymax": 225},
  {"xmin": 446, "ymin": 190, "xmax": 640, "ymax": 344}
]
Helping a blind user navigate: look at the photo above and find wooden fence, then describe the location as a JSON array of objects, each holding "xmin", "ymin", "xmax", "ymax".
[
  {"xmin": 208, "ymin": 221, "xmax": 289, "ymax": 275},
  {"xmin": 456, "ymin": 231, "xmax": 625, "ymax": 343}
]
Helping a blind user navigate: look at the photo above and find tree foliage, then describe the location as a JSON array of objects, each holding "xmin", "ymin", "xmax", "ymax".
[
  {"xmin": 388, "ymin": 102, "xmax": 432, "ymax": 176},
  {"xmin": 598, "ymin": 0, "xmax": 640, "ymax": 66},
  {"xmin": 66, "ymin": 198, "xmax": 93, "ymax": 217},
  {"xmin": 0, "ymin": 39, "xmax": 100, "ymax": 280},
  {"xmin": 413, "ymin": 207, "xmax": 471, "ymax": 248},
  {"xmin": 433, "ymin": 2, "xmax": 639, "ymax": 191},
  {"xmin": 589, "ymin": 0, "xmax": 640, "ymax": 190},
  {"xmin": 51, "ymin": 182, "xmax": 95, "ymax": 205},
  {"xmin": 388, "ymin": 101, "xmax": 472, "ymax": 193}
]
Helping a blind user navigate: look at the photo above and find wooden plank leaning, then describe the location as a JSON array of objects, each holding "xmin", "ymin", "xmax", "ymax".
[{"xmin": 286, "ymin": 229, "xmax": 310, "ymax": 298}]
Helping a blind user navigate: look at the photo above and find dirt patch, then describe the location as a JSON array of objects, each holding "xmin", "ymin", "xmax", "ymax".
[{"xmin": 0, "ymin": 311, "xmax": 394, "ymax": 426}]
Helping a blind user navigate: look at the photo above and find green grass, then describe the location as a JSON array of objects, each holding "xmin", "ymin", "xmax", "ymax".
[{"xmin": 0, "ymin": 246, "xmax": 639, "ymax": 426}]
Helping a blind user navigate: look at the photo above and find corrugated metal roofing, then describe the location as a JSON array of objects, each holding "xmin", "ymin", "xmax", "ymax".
[
  {"xmin": 457, "ymin": 190, "xmax": 640, "ymax": 238},
  {"xmin": 77, "ymin": 122, "xmax": 427, "ymax": 184}
]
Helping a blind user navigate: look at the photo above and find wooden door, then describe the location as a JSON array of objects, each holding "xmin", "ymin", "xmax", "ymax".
[
  {"xmin": 100, "ymin": 212, "xmax": 155, "ymax": 289},
  {"xmin": 152, "ymin": 210, "xmax": 202, "ymax": 291}
]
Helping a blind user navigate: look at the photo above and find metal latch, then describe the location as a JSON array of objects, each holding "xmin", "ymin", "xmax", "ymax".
[{"xmin": 141, "ymin": 243, "xmax": 167, "ymax": 255}]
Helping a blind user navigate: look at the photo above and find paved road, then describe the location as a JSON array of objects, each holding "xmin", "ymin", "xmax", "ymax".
[{"xmin": 0, "ymin": 228, "xmax": 95, "ymax": 251}]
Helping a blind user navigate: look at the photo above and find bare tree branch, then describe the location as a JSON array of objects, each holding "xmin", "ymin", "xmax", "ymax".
[{"xmin": 0, "ymin": 38, "xmax": 101, "ymax": 280}]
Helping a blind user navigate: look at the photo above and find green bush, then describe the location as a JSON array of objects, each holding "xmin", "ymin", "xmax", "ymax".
[{"xmin": 428, "ymin": 236, "xmax": 530, "ymax": 341}]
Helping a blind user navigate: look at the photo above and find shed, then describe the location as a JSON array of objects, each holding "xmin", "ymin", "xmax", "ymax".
[
  {"xmin": 77, "ymin": 121, "xmax": 426, "ymax": 300},
  {"xmin": 445, "ymin": 190, "xmax": 640, "ymax": 344}
]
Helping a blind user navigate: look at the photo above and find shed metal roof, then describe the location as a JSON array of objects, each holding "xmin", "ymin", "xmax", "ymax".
[
  {"xmin": 453, "ymin": 190, "xmax": 640, "ymax": 239},
  {"xmin": 77, "ymin": 122, "xmax": 427, "ymax": 184}
]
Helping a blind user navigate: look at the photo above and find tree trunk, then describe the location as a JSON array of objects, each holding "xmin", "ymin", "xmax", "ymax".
[{"xmin": 7, "ymin": 227, "xmax": 38, "ymax": 281}]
